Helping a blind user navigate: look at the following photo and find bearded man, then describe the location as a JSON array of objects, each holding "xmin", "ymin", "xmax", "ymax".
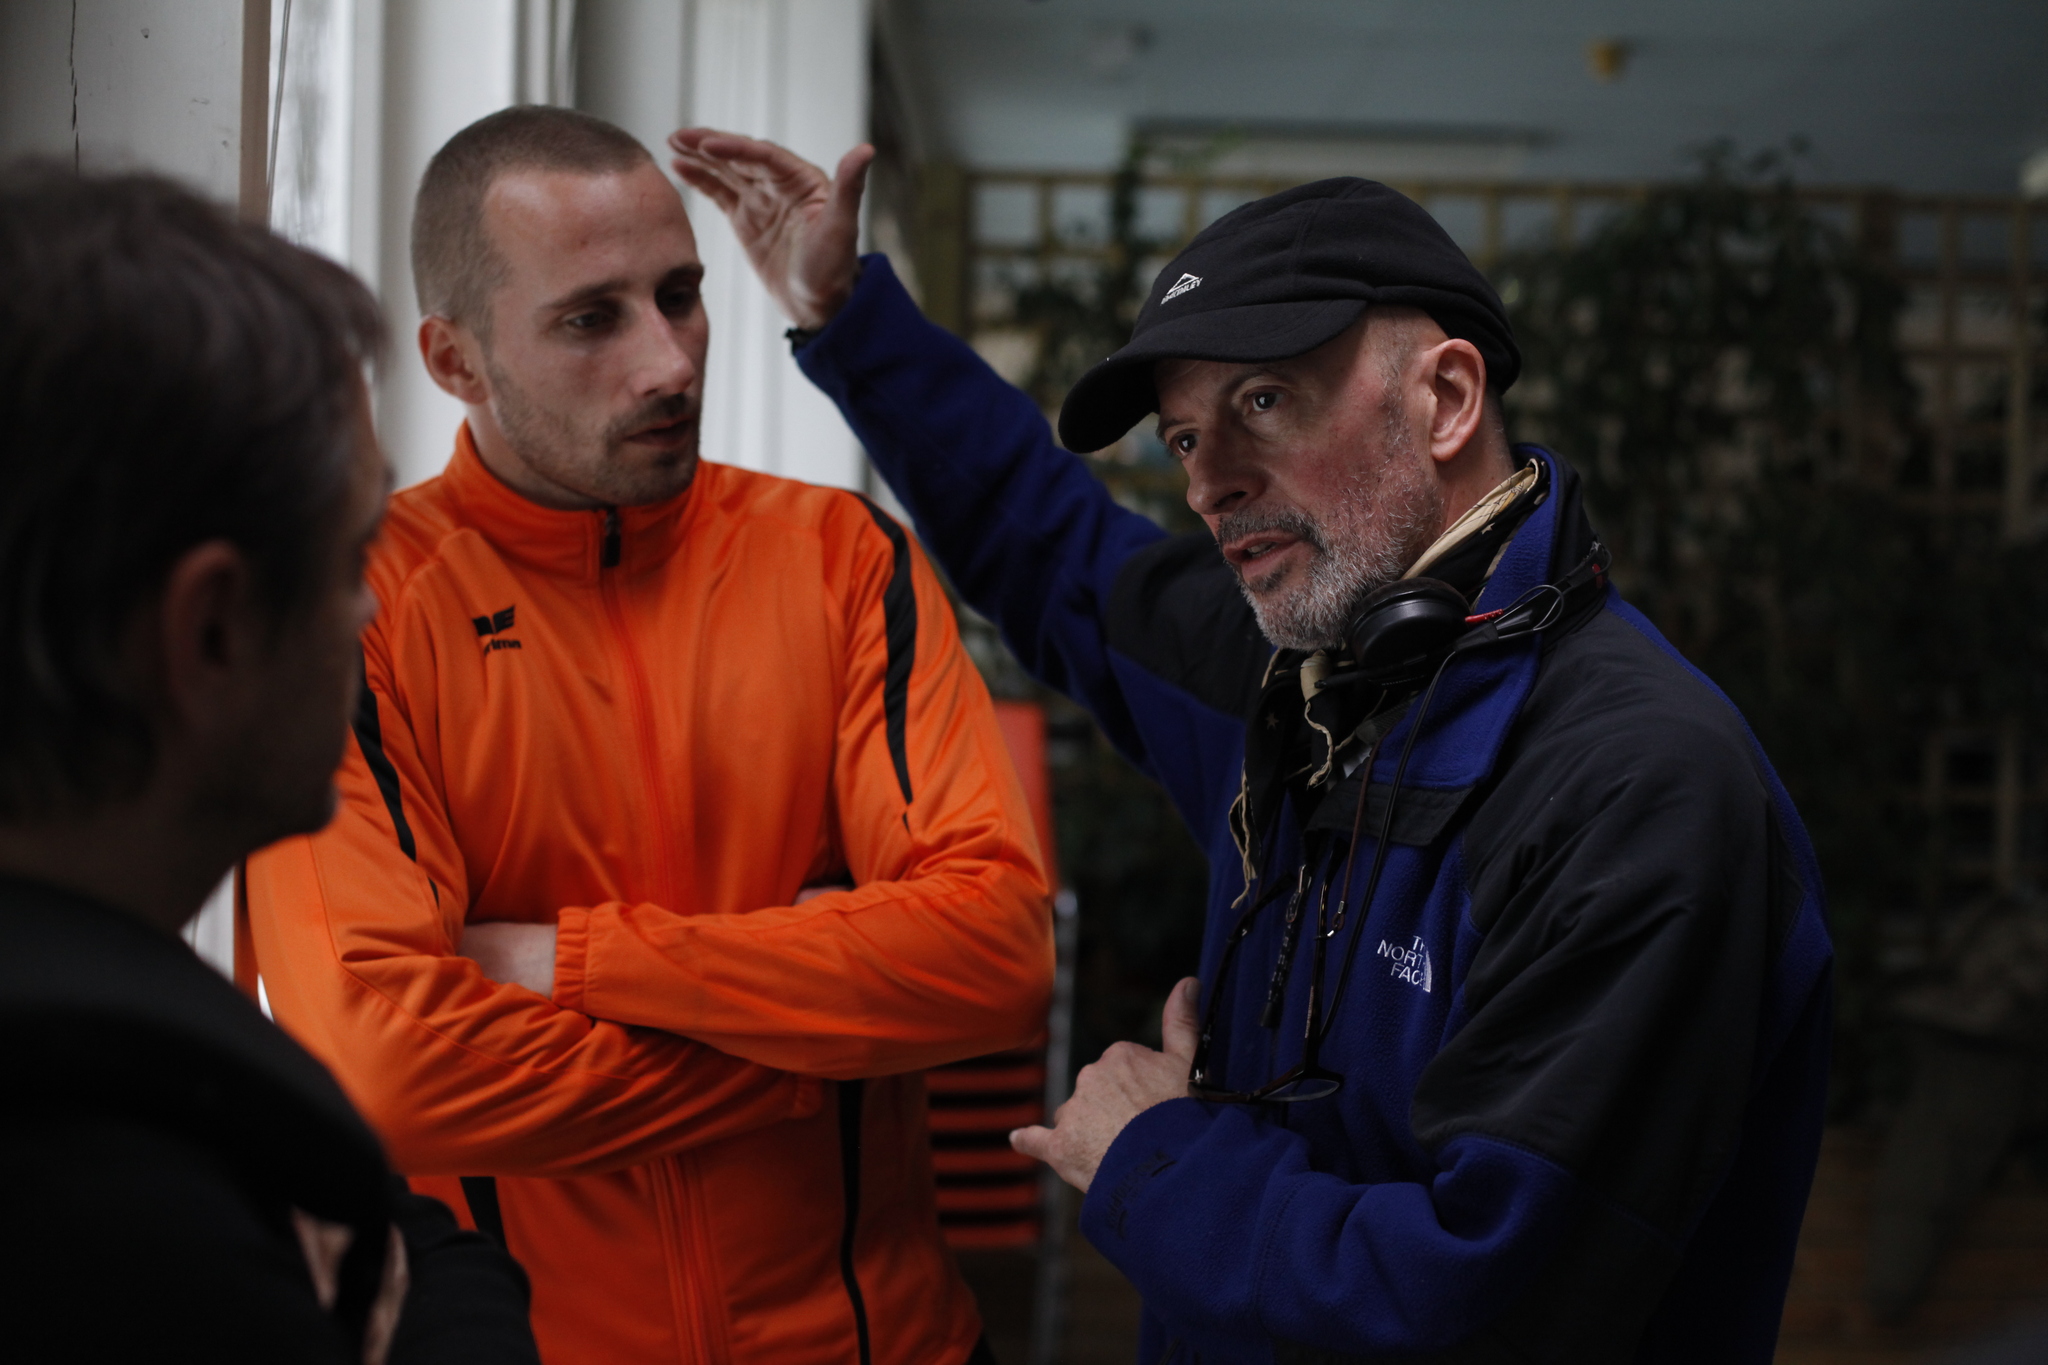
[
  {"xmin": 243, "ymin": 108, "xmax": 1051, "ymax": 1365},
  {"xmin": 680, "ymin": 133, "xmax": 1834, "ymax": 1365}
]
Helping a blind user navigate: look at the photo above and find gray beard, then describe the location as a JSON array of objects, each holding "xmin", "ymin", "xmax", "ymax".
[{"xmin": 1220, "ymin": 430, "xmax": 1445, "ymax": 653}]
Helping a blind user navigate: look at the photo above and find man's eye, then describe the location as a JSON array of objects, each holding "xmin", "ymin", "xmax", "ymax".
[
  {"xmin": 659, "ymin": 291, "xmax": 698, "ymax": 316},
  {"xmin": 1250, "ymin": 391, "xmax": 1278, "ymax": 411},
  {"xmin": 1172, "ymin": 432, "xmax": 1196, "ymax": 456},
  {"xmin": 566, "ymin": 311, "xmax": 610, "ymax": 331}
]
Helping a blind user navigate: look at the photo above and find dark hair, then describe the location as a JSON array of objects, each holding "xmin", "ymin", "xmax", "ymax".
[
  {"xmin": 0, "ymin": 163, "xmax": 384, "ymax": 820},
  {"xmin": 411, "ymin": 106, "xmax": 652, "ymax": 335}
]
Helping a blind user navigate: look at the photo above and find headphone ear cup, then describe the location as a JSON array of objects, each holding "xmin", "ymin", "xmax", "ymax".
[{"xmin": 1344, "ymin": 578, "xmax": 1472, "ymax": 685}]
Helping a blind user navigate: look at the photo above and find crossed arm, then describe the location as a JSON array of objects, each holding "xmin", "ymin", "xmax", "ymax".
[{"xmin": 632, "ymin": 126, "xmax": 1197, "ymax": 1185}]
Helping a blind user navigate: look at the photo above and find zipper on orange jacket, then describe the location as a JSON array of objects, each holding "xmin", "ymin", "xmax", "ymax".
[{"xmin": 597, "ymin": 505, "xmax": 716, "ymax": 1362}]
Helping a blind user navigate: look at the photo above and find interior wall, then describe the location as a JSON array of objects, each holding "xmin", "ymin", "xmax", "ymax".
[
  {"xmin": 0, "ymin": 0, "xmax": 249, "ymax": 201},
  {"xmin": 0, "ymin": 5, "xmax": 81, "ymax": 167}
]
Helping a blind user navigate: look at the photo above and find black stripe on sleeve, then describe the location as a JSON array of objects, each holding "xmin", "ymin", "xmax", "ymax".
[
  {"xmin": 837, "ymin": 1080, "xmax": 874, "ymax": 1365},
  {"xmin": 856, "ymin": 497, "xmax": 917, "ymax": 807},
  {"xmin": 352, "ymin": 655, "xmax": 417, "ymax": 862},
  {"xmin": 358, "ymin": 656, "xmax": 506, "ymax": 1249}
]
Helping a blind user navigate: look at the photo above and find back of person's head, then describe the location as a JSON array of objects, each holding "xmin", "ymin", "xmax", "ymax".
[
  {"xmin": 411, "ymin": 105, "xmax": 653, "ymax": 336},
  {"xmin": 0, "ymin": 164, "xmax": 383, "ymax": 821}
]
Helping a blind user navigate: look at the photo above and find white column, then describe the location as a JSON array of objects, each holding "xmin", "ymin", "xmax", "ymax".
[
  {"xmin": 371, "ymin": 0, "xmax": 522, "ymax": 489},
  {"xmin": 270, "ymin": 0, "xmax": 360, "ymax": 264},
  {"xmin": 686, "ymin": 0, "xmax": 871, "ymax": 490},
  {"xmin": 575, "ymin": 0, "xmax": 692, "ymax": 162}
]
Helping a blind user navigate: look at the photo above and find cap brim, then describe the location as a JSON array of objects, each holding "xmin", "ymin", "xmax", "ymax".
[{"xmin": 1056, "ymin": 298, "xmax": 1370, "ymax": 452}]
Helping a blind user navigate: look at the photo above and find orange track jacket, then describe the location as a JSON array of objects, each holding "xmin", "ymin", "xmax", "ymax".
[{"xmin": 244, "ymin": 429, "xmax": 1053, "ymax": 1365}]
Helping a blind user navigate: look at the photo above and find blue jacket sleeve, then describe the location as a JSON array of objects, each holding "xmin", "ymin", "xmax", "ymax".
[
  {"xmin": 795, "ymin": 255, "xmax": 1169, "ymax": 770},
  {"xmin": 1082, "ymin": 1102, "xmax": 1582, "ymax": 1360}
]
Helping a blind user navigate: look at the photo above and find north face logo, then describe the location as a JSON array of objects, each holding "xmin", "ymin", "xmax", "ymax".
[
  {"xmin": 1378, "ymin": 936, "xmax": 1433, "ymax": 993},
  {"xmin": 472, "ymin": 606, "xmax": 515, "ymax": 637},
  {"xmin": 1161, "ymin": 272, "xmax": 1202, "ymax": 303}
]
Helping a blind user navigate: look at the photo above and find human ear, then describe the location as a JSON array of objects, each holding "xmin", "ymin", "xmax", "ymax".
[
  {"xmin": 154, "ymin": 540, "xmax": 265, "ymax": 740},
  {"xmin": 1422, "ymin": 339, "xmax": 1488, "ymax": 465},
  {"xmin": 418, "ymin": 315, "xmax": 491, "ymax": 405}
]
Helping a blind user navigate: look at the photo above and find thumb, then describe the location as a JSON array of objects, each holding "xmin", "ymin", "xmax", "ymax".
[
  {"xmin": 1161, "ymin": 976, "xmax": 1202, "ymax": 1062},
  {"xmin": 1010, "ymin": 1123, "xmax": 1056, "ymax": 1164},
  {"xmin": 828, "ymin": 144, "xmax": 874, "ymax": 223}
]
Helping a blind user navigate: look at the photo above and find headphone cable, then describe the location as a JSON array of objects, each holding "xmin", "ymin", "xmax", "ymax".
[{"xmin": 1317, "ymin": 645, "xmax": 1457, "ymax": 1038}]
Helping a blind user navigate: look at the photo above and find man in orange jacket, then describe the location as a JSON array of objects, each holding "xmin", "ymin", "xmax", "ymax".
[{"xmin": 244, "ymin": 106, "xmax": 1052, "ymax": 1365}]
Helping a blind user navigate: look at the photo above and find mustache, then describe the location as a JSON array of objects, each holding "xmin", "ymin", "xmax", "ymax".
[
  {"xmin": 1214, "ymin": 506, "xmax": 1329, "ymax": 566},
  {"xmin": 606, "ymin": 393, "xmax": 699, "ymax": 444}
]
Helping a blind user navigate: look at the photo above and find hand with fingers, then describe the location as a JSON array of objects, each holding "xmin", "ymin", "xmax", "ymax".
[
  {"xmin": 1011, "ymin": 976, "xmax": 1201, "ymax": 1193},
  {"xmin": 668, "ymin": 127, "xmax": 875, "ymax": 331}
]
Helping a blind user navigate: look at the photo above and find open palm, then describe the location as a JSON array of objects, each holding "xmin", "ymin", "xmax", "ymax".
[{"xmin": 669, "ymin": 127, "xmax": 874, "ymax": 330}]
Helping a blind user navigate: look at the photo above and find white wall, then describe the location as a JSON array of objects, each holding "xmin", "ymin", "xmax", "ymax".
[
  {"xmin": 682, "ymin": 0, "xmax": 870, "ymax": 491},
  {"xmin": 0, "ymin": 0, "xmax": 249, "ymax": 200}
]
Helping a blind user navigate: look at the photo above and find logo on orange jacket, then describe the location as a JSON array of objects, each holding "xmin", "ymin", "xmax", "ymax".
[{"xmin": 472, "ymin": 605, "xmax": 521, "ymax": 652}]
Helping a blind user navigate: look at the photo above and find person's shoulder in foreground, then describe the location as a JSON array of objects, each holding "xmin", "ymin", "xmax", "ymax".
[{"xmin": 0, "ymin": 163, "xmax": 537, "ymax": 1364}]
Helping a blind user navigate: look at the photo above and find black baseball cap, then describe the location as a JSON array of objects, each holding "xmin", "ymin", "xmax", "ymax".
[{"xmin": 1056, "ymin": 177, "xmax": 1521, "ymax": 453}]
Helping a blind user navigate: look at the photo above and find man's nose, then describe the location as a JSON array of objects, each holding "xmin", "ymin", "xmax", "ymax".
[
  {"xmin": 1183, "ymin": 439, "xmax": 1262, "ymax": 518},
  {"xmin": 627, "ymin": 304, "xmax": 699, "ymax": 397}
]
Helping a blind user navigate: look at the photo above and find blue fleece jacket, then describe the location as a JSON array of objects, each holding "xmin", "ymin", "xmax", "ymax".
[{"xmin": 798, "ymin": 256, "xmax": 1832, "ymax": 1365}]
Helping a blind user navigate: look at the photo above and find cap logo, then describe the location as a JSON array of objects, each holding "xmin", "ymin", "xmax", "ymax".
[{"xmin": 1161, "ymin": 272, "xmax": 1203, "ymax": 304}]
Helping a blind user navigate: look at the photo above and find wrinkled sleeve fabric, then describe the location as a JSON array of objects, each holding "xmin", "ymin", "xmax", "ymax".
[
  {"xmin": 555, "ymin": 508, "xmax": 1054, "ymax": 1078},
  {"xmin": 1080, "ymin": 707, "xmax": 1779, "ymax": 1361},
  {"xmin": 245, "ymin": 625, "xmax": 822, "ymax": 1179}
]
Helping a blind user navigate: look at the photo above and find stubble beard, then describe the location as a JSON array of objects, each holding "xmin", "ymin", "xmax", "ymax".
[
  {"xmin": 486, "ymin": 353, "xmax": 702, "ymax": 508},
  {"xmin": 1222, "ymin": 410, "xmax": 1446, "ymax": 653}
]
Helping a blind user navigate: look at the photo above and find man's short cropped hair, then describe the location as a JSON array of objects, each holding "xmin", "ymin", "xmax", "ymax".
[
  {"xmin": 410, "ymin": 106, "xmax": 652, "ymax": 335},
  {"xmin": 0, "ymin": 164, "xmax": 383, "ymax": 820}
]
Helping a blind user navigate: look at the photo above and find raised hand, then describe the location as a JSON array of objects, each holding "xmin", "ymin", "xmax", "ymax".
[{"xmin": 669, "ymin": 127, "xmax": 875, "ymax": 330}]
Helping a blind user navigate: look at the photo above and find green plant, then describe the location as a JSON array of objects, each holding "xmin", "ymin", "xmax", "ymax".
[{"xmin": 1497, "ymin": 145, "xmax": 2048, "ymax": 1113}]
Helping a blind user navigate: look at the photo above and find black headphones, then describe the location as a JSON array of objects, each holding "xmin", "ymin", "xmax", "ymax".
[{"xmin": 1335, "ymin": 542, "xmax": 1612, "ymax": 689}]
